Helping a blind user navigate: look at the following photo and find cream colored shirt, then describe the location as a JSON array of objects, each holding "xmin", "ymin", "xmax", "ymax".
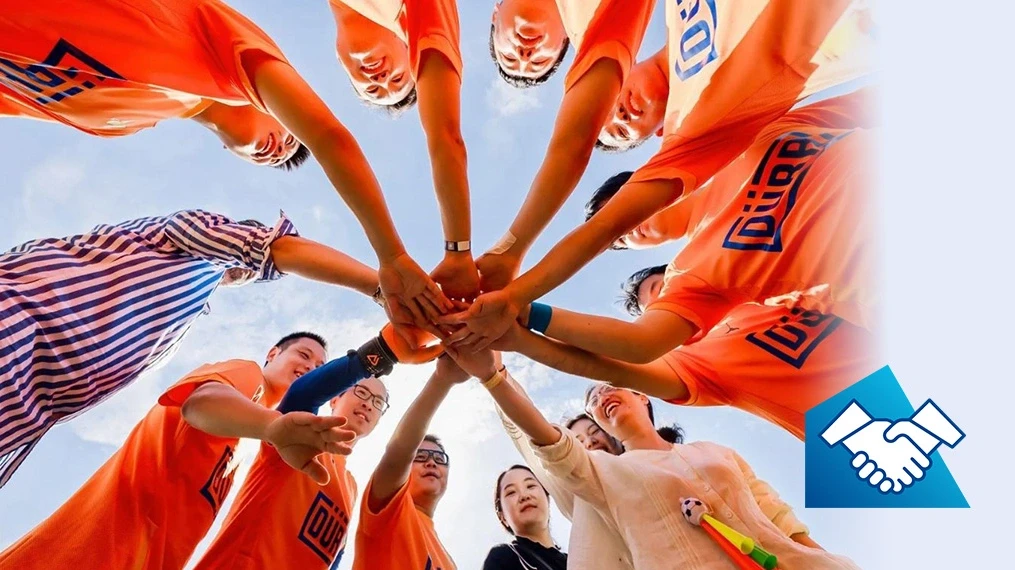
[{"xmin": 533, "ymin": 427, "xmax": 860, "ymax": 570}]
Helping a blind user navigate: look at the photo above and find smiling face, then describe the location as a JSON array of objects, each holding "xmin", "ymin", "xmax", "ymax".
[
  {"xmin": 570, "ymin": 417, "xmax": 622, "ymax": 455},
  {"xmin": 262, "ymin": 337, "xmax": 327, "ymax": 400},
  {"xmin": 490, "ymin": 0, "xmax": 568, "ymax": 82},
  {"xmin": 333, "ymin": 6, "xmax": 414, "ymax": 105},
  {"xmin": 597, "ymin": 50, "xmax": 669, "ymax": 151},
  {"xmin": 329, "ymin": 377, "xmax": 387, "ymax": 441},
  {"xmin": 497, "ymin": 467, "xmax": 551, "ymax": 536},
  {"xmin": 408, "ymin": 439, "xmax": 450, "ymax": 505},
  {"xmin": 585, "ymin": 385, "xmax": 653, "ymax": 441},
  {"xmin": 202, "ymin": 102, "xmax": 301, "ymax": 167}
]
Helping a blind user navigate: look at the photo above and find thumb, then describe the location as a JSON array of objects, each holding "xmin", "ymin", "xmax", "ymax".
[
  {"xmin": 303, "ymin": 456, "xmax": 331, "ymax": 486},
  {"xmin": 315, "ymin": 415, "xmax": 348, "ymax": 431}
]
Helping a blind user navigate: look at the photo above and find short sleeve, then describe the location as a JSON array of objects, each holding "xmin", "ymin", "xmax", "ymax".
[
  {"xmin": 660, "ymin": 348, "xmax": 725, "ymax": 407},
  {"xmin": 158, "ymin": 360, "xmax": 265, "ymax": 407},
  {"xmin": 646, "ymin": 270, "xmax": 736, "ymax": 341},
  {"xmin": 193, "ymin": 0, "xmax": 292, "ymax": 113},
  {"xmin": 405, "ymin": 0, "xmax": 463, "ymax": 82},
  {"xmin": 138, "ymin": 210, "xmax": 298, "ymax": 282},
  {"xmin": 563, "ymin": 0, "xmax": 654, "ymax": 92},
  {"xmin": 358, "ymin": 476, "xmax": 414, "ymax": 536}
]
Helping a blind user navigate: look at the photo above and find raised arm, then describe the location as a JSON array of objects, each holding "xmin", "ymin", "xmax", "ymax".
[
  {"xmin": 367, "ymin": 357, "xmax": 465, "ymax": 510},
  {"xmin": 476, "ymin": 59, "xmax": 624, "ymax": 292},
  {"xmin": 252, "ymin": 58, "xmax": 451, "ymax": 327},
  {"xmin": 416, "ymin": 49, "xmax": 479, "ymax": 300},
  {"xmin": 269, "ymin": 235, "xmax": 378, "ymax": 298},
  {"xmin": 730, "ymin": 448, "xmax": 819, "ymax": 547}
]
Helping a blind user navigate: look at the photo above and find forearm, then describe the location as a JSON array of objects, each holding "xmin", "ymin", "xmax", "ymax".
[
  {"xmin": 504, "ymin": 60, "xmax": 622, "ymax": 253},
  {"xmin": 418, "ymin": 53, "xmax": 471, "ymax": 243},
  {"xmin": 270, "ymin": 236, "xmax": 378, "ymax": 296},
  {"xmin": 507, "ymin": 178, "xmax": 682, "ymax": 304},
  {"xmin": 277, "ymin": 354, "xmax": 370, "ymax": 414},
  {"xmin": 486, "ymin": 372, "xmax": 559, "ymax": 446},
  {"xmin": 181, "ymin": 383, "xmax": 280, "ymax": 440},
  {"xmin": 538, "ymin": 307, "xmax": 692, "ymax": 364},
  {"xmin": 378, "ymin": 375, "xmax": 452, "ymax": 471},
  {"xmin": 792, "ymin": 533, "xmax": 822, "ymax": 549}
]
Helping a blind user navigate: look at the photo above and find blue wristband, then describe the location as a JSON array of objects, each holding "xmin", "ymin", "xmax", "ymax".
[{"xmin": 527, "ymin": 302, "xmax": 553, "ymax": 334}]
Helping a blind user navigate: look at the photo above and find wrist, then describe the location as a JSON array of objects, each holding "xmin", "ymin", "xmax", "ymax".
[
  {"xmin": 517, "ymin": 303, "xmax": 532, "ymax": 328},
  {"xmin": 526, "ymin": 303, "xmax": 552, "ymax": 334},
  {"xmin": 444, "ymin": 240, "xmax": 472, "ymax": 254},
  {"xmin": 257, "ymin": 409, "xmax": 283, "ymax": 441},
  {"xmin": 376, "ymin": 245, "xmax": 408, "ymax": 266}
]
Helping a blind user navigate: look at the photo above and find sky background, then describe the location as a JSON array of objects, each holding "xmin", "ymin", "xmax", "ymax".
[{"xmin": 0, "ymin": 1, "xmax": 1008, "ymax": 568}]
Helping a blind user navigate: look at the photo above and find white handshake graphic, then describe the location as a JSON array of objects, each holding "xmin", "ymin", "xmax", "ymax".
[{"xmin": 820, "ymin": 399, "xmax": 964, "ymax": 494}]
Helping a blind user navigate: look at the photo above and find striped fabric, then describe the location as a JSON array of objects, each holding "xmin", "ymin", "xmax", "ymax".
[{"xmin": 0, "ymin": 209, "xmax": 297, "ymax": 488}]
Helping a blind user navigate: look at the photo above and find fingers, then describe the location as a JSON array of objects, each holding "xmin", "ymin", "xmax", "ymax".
[
  {"xmin": 471, "ymin": 336, "xmax": 495, "ymax": 353},
  {"xmin": 437, "ymin": 311, "xmax": 470, "ymax": 326},
  {"xmin": 445, "ymin": 326, "xmax": 473, "ymax": 344},
  {"xmin": 321, "ymin": 426, "xmax": 357, "ymax": 444},
  {"xmin": 424, "ymin": 283, "xmax": 454, "ymax": 312},
  {"xmin": 857, "ymin": 460, "xmax": 876, "ymax": 480},
  {"xmin": 416, "ymin": 295, "xmax": 444, "ymax": 323},
  {"xmin": 315, "ymin": 415, "xmax": 348, "ymax": 430}
]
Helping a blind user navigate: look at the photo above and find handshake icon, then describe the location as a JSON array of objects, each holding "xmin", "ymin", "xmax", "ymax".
[{"xmin": 820, "ymin": 399, "xmax": 964, "ymax": 494}]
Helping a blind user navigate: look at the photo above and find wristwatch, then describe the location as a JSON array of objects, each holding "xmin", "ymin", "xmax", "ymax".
[{"xmin": 444, "ymin": 240, "xmax": 471, "ymax": 252}]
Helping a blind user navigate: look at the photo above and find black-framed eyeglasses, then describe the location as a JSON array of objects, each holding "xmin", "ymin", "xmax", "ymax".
[
  {"xmin": 352, "ymin": 384, "xmax": 389, "ymax": 413},
  {"xmin": 413, "ymin": 448, "xmax": 450, "ymax": 466}
]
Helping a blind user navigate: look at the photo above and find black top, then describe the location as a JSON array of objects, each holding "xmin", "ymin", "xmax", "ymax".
[{"xmin": 482, "ymin": 536, "xmax": 568, "ymax": 570}]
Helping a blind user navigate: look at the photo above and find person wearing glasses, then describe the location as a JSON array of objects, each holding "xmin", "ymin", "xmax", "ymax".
[
  {"xmin": 352, "ymin": 355, "xmax": 469, "ymax": 570},
  {"xmin": 444, "ymin": 346, "xmax": 859, "ymax": 570},
  {"xmin": 192, "ymin": 376, "xmax": 390, "ymax": 570}
]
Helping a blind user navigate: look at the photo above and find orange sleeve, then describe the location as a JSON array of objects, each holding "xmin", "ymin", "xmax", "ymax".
[
  {"xmin": 193, "ymin": 0, "xmax": 292, "ymax": 113},
  {"xmin": 358, "ymin": 477, "xmax": 413, "ymax": 536},
  {"xmin": 405, "ymin": 0, "xmax": 463, "ymax": 82},
  {"xmin": 646, "ymin": 272, "xmax": 736, "ymax": 342},
  {"xmin": 660, "ymin": 349, "xmax": 725, "ymax": 407},
  {"xmin": 158, "ymin": 360, "xmax": 264, "ymax": 408},
  {"xmin": 564, "ymin": 0, "xmax": 655, "ymax": 92}
]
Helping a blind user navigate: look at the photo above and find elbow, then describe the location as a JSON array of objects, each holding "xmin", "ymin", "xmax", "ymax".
[{"xmin": 426, "ymin": 125, "xmax": 467, "ymax": 160}]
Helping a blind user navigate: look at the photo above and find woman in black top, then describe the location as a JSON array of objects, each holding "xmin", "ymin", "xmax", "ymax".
[{"xmin": 482, "ymin": 465, "xmax": 567, "ymax": 570}]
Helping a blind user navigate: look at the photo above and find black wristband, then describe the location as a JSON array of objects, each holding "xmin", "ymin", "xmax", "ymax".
[{"xmin": 352, "ymin": 334, "xmax": 397, "ymax": 378}]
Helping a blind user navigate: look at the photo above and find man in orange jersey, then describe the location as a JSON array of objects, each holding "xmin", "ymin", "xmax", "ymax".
[
  {"xmin": 478, "ymin": 0, "xmax": 656, "ymax": 292},
  {"xmin": 449, "ymin": 92, "xmax": 880, "ymax": 364},
  {"xmin": 0, "ymin": 0, "xmax": 450, "ymax": 330},
  {"xmin": 0, "ymin": 333, "xmax": 355, "ymax": 570},
  {"xmin": 329, "ymin": 0, "xmax": 478, "ymax": 301},
  {"xmin": 194, "ymin": 376, "xmax": 389, "ymax": 569},
  {"xmin": 353, "ymin": 356, "xmax": 471, "ymax": 570},
  {"xmin": 490, "ymin": 265, "xmax": 882, "ymax": 441},
  {"xmin": 595, "ymin": 2, "xmax": 878, "ymax": 152},
  {"xmin": 587, "ymin": 87, "xmax": 880, "ymax": 251},
  {"xmin": 449, "ymin": 0, "xmax": 868, "ymax": 340}
]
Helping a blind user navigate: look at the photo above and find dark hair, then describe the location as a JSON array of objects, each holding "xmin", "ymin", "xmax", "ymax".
[
  {"xmin": 422, "ymin": 433, "xmax": 446, "ymax": 454},
  {"xmin": 656, "ymin": 424, "xmax": 685, "ymax": 444},
  {"xmin": 381, "ymin": 86, "xmax": 418, "ymax": 117},
  {"xmin": 273, "ymin": 331, "xmax": 327, "ymax": 352},
  {"xmin": 494, "ymin": 465, "xmax": 550, "ymax": 534},
  {"xmin": 489, "ymin": 25, "xmax": 571, "ymax": 89},
  {"xmin": 565, "ymin": 412, "xmax": 623, "ymax": 455},
  {"xmin": 272, "ymin": 143, "xmax": 311, "ymax": 172},
  {"xmin": 594, "ymin": 134, "xmax": 650, "ymax": 154},
  {"xmin": 621, "ymin": 265, "xmax": 667, "ymax": 317},
  {"xmin": 584, "ymin": 171, "xmax": 635, "ymax": 223}
]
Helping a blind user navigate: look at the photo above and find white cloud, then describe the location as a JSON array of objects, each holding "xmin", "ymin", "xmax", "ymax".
[{"xmin": 485, "ymin": 77, "xmax": 542, "ymax": 117}]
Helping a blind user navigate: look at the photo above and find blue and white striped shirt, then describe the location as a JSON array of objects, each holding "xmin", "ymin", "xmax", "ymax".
[{"xmin": 0, "ymin": 209, "xmax": 297, "ymax": 488}]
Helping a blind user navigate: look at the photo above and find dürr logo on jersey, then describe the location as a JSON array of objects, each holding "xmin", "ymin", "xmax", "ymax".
[
  {"xmin": 298, "ymin": 491, "xmax": 350, "ymax": 564},
  {"xmin": 745, "ymin": 308, "xmax": 842, "ymax": 369},
  {"xmin": 722, "ymin": 130, "xmax": 850, "ymax": 252},
  {"xmin": 672, "ymin": 0, "xmax": 718, "ymax": 80},
  {"xmin": 200, "ymin": 445, "xmax": 236, "ymax": 515},
  {"xmin": 0, "ymin": 39, "xmax": 124, "ymax": 106}
]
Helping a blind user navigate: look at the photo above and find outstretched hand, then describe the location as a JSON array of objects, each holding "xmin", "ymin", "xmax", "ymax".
[
  {"xmin": 431, "ymin": 252, "xmax": 480, "ymax": 302},
  {"xmin": 438, "ymin": 289, "xmax": 521, "ymax": 352},
  {"xmin": 476, "ymin": 250, "xmax": 521, "ymax": 293},
  {"xmin": 264, "ymin": 412, "xmax": 356, "ymax": 484}
]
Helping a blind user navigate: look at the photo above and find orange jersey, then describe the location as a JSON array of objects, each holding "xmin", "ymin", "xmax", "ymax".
[
  {"xmin": 194, "ymin": 444, "xmax": 357, "ymax": 570},
  {"xmin": 559, "ymin": 0, "xmax": 656, "ymax": 92},
  {"xmin": 0, "ymin": 0, "xmax": 289, "ymax": 136},
  {"xmin": 353, "ymin": 478, "xmax": 456, "ymax": 570},
  {"xmin": 663, "ymin": 303, "xmax": 883, "ymax": 440},
  {"xmin": 628, "ymin": 0, "xmax": 864, "ymax": 192},
  {"xmin": 646, "ymin": 100, "xmax": 879, "ymax": 335},
  {"xmin": 649, "ymin": 86, "xmax": 879, "ymax": 243},
  {"xmin": 331, "ymin": 0, "xmax": 463, "ymax": 81},
  {"xmin": 0, "ymin": 360, "xmax": 266, "ymax": 570}
]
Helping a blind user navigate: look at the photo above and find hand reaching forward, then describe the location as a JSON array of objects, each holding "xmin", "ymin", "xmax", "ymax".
[{"xmin": 264, "ymin": 412, "xmax": 356, "ymax": 485}]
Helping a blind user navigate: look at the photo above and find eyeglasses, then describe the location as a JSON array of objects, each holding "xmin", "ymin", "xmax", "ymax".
[
  {"xmin": 585, "ymin": 385, "xmax": 620, "ymax": 416},
  {"xmin": 413, "ymin": 448, "xmax": 450, "ymax": 466},
  {"xmin": 351, "ymin": 384, "xmax": 389, "ymax": 413}
]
